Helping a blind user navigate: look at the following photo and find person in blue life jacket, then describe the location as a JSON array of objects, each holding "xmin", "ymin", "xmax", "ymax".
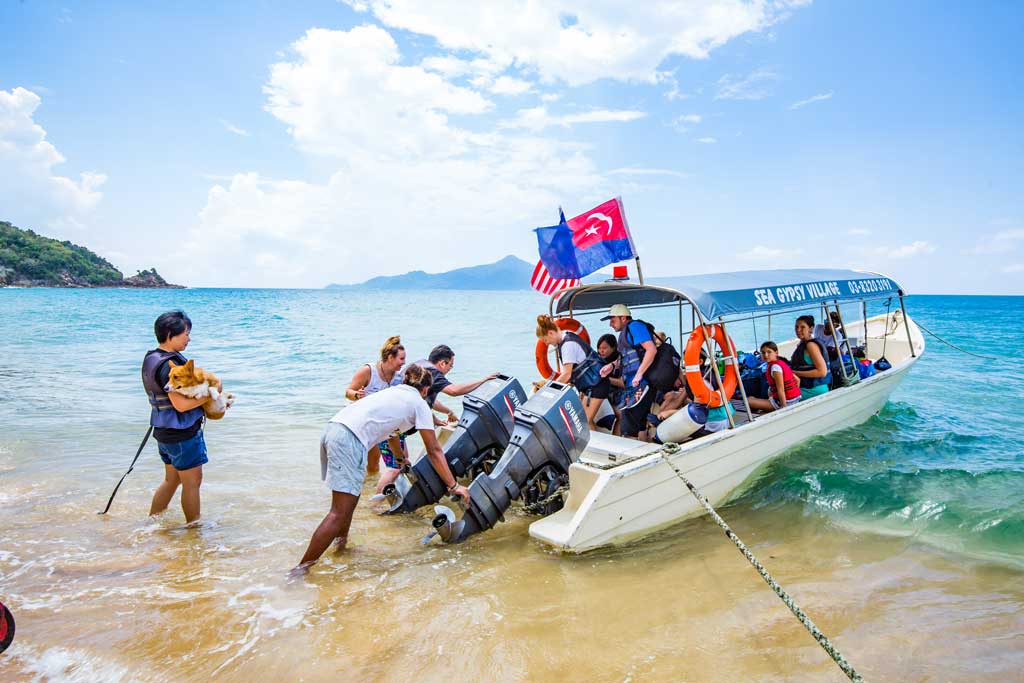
[
  {"xmin": 599, "ymin": 304, "xmax": 659, "ymax": 438},
  {"xmin": 791, "ymin": 315, "xmax": 831, "ymax": 400},
  {"xmin": 141, "ymin": 310, "xmax": 222, "ymax": 524}
]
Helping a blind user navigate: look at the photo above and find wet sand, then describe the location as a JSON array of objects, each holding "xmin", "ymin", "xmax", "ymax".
[{"xmin": 3, "ymin": 449, "xmax": 1023, "ymax": 683}]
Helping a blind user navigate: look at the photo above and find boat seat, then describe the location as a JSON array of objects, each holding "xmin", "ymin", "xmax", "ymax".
[{"xmin": 579, "ymin": 432, "xmax": 662, "ymax": 467}]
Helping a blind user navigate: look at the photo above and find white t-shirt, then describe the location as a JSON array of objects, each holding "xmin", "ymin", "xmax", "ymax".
[
  {"xmin": 559, "ymin": 330, "xmax": 587, "ymax": 366},
  {"xmin": 330, "ymin": 384, "xmax": 434, "ymax": 448},
  {"xmin": 813, "ymin": 323, "xmax": 844, "ymax": 350}
]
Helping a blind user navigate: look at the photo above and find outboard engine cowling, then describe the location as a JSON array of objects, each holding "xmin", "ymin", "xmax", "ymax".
[
  {"xmin": 429, "ymin": 381, "xmax": 590, "ymax": 544},
  {"xmin": 382, "ymin": 374, "xmax": 526, "ymax": 513}
]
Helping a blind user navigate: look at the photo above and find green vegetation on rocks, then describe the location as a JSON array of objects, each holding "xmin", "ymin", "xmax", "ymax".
[{"xmin": 0, "ymin": 221, "xmax": 181, "ymax": 288}]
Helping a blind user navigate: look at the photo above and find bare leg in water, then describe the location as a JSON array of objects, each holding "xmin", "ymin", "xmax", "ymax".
[
  {"xmin": 295, "ymin": 490, "xmax": 360, "ymax": 571},
  {"xmin": 178, "ymin": 465, "xmax": 203, "ymax": 524},
  {"xmin": 150, "ymin": 464, "xmax": 181, "ymax": 515}
]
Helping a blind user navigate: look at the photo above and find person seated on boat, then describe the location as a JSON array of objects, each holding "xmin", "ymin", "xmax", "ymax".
[
  {"xmin": 584, "ymin": 333, "xmax": 624, "ymax": 432},
  {"xmin": 746, "ymin": 342, "xmax": 801, "ymax": 412},
  {"xmin": 535, "ymin": 314, "xmax": 604, "ymax": 393},
  {"xmin": 790, "ymin": 316, "xmax": 830, "ymax": 400},
  {"xmin": 813, "ymin": 311, "xmax": 857, "ymax": 361},
  {"xmin": 415, "ymin": 345, "xmax": 498, "ymax": 425},
  {"xmin": 344, "ymin": 335, "xmax": 408, "ymax": 487},
  {"xmin": 600, "ymin": 304, "xmax": 658, "ymax": 439}
]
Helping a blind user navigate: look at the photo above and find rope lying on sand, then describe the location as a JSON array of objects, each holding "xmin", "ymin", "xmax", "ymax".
[
  {"xmin": 913, "ymin": 320, "xmax": 1000, "ymax": 361},
  {"xmin": 658, "ymin": 442, "xmax": 865, "ymax": 683}
]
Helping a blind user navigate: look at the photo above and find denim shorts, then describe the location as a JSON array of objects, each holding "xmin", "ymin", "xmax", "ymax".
[
  {"xmin": 320, "ymin": 422, "xmax": 367, "ymax": 495},
  {"xmin": 157, "ymin": 430, "xmax": 208, "ymax": 471}
]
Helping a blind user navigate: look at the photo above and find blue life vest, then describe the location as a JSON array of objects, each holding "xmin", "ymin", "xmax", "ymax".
[
  {"xmin": 617, "ymin": 320, "xmax": 651, "ymax": 384},
  {"xmin": 791, "ymin": 339, "xmax": 830, "ymax": 390},
  {"xmin": 141, "ymin": 349, "xmax": 205, "ymax": 430},
  {"xmin": 558, "ymin": 331, "xmax": 603, "ymax": 392}
]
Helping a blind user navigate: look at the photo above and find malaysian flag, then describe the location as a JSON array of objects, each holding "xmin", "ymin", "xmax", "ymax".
[{"xmin": 531, "ymin": 260, "xmax": 579, "ymax": 295}]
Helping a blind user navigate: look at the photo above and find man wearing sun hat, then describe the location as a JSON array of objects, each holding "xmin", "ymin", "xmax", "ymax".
[{"xmin": 599, "ymin": 303, "xmax": 658, "ymax": 438}]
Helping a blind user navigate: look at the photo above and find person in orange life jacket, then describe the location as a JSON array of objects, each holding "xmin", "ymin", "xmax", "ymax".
[
  {"xmin": 344, "ymin": 335, "xmax": 407, "ymax": 490},
  {"xmin": 791, "ymin": 315, "xmax": 830, "ymax": 400},
  {"xmin": 141, "ymin": 310, "xmax": 221, "ymax": 524},
  {"xmin": 599, "ymin": 304, "xmax": 658, "ymax": 438},
  {"xmin": 296, "ymin": 364, "xmax": 471, "ymax": 572},
  {"xmin": 415, "ymin": 345, "xmax": 497, "ymax": 425},
  {"xmin": 746, "ymin": 341, "xmax": 802, "ymax": 412}
]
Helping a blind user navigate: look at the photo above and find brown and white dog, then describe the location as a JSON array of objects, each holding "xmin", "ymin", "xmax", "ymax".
[{"xmin": 165, "ymin": 359, "xmax": 235, "ymax": 420}]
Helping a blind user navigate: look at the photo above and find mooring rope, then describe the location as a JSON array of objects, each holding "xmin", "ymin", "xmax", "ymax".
[
  {"xmin": 912, "ymin": 320, "xmax": 999, "ymax": 361},
  {"xmin": 658, "ymin": 443, "xmax": 864, "ymax": 682}
]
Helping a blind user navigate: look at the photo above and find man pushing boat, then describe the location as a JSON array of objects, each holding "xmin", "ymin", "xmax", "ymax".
[{"xmin": 295, "ymin": 364, "xmax": 471, "ymax": 572}]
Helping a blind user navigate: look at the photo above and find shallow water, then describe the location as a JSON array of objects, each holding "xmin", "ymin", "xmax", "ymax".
[{"xmin": 1, "ymin": 289, "xmax": 1022, "ymax": 681}]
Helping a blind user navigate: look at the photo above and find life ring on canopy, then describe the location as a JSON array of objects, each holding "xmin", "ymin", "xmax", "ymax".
[
  {"xmin": 535, "ymin": 318, "xmax": 591, "ymax": 380},
  {"xmin": 684, "ymin": 324, "xmax": 739, "ymax": 408}
]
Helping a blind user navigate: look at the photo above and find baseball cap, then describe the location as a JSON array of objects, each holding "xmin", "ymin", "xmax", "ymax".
[{"xmin": 600, "ymin": 303, "xmax": 632, "ymax": 321}]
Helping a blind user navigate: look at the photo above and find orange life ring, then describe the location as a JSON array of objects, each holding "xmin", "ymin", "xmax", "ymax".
[
  {"xmin": 535, "ymin": 318, "xmax": 591, "ymax": 380},
  {"xmin": 683, "ymin": 324, "xmax": 739, "ymax": 408}
]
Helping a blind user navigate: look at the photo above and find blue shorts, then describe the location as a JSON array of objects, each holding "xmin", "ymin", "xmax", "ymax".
[
  {"xmin": 157, "ymin": 431, "xmax": 208, "ymax": 471},
  {"xmin": 378, "ymin": 434, "xmax": 406, "ymax": 469}
]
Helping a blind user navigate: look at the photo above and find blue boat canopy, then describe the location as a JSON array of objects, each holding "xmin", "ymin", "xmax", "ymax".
[{"xmin": 554, "ymin": 268, "xmax": 904, "ymax": 320}]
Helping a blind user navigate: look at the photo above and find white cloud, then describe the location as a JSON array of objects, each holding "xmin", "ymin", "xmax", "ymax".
[
  {"xmin": 672, "ymin": 113, "xmax": 702, "ymax": 133},
  {"xmin": 738, "ymin": 245, "xmax": 804, "ymax": 264},
  {"xmin": 220, "ymin": 119, "xmax": 250, "ymax": 136},
  {"xmin": 501, "ymin": 106, "xmax": 646, "ymax": 131},
  {"xmin": 715, "ymin": 67, "xmax": 778, "ymax": 100},
  {"xmin": 265, "ymin": 26, "xmax": 493, "ymax": 161},
  {"xmin": 608, "ymin": 167, "xmax": 689, "ymax": 179},
  {"xmin": 858, "ymin": 240, "xmax": 936, "ymax": 260},
  {"xmin": 540, "ymin": 93, "xmax": 561, "ymax": 103},
  {"xmin": 187, "ymin": 27, "xmax": 613, "ymax": 286},
  {"xmin": 0, "ymin": 87, "xmax": 106, "ymax": 231},
  {"xmin": 788, "ymin": 91, "xmax": 833, "ymax": 110},
  {"xmin": 344, "ymin": 1, "xmax": 803, "ymax": 86},
  {"xmin": 971, "ymin": 228, "xmax": 1024, "ymax": 254},
  {"xmin": 695, "ymin": 136, "xmax": 717, "ymax": 144},
  {"xmin": 489, "ymin": 75, "xmax": 533, "ymax": 96}
]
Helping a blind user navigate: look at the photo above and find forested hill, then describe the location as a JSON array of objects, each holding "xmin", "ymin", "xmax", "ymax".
[
  {"xmin": 0, "ymin": 221, "xmax": 181, "ymax": 288},
  {"xmin": 327, "ymin": 255, "xmax": 536, "ymax": 290}
]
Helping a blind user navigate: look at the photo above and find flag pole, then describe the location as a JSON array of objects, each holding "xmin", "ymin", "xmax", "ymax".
[{"xmin": 617, "ymin": 196, "xmax": 644, "ymax": 285}]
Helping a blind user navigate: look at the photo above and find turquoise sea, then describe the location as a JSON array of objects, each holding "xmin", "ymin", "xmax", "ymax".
[{"xmin": 1, "ymin": 288, "xmax": 1022, "ymax": 681}]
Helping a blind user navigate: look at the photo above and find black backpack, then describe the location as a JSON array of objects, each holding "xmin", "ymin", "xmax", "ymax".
[{"xmin": 627, "ymin": 320, "xmax": 681, "ymax": 391}]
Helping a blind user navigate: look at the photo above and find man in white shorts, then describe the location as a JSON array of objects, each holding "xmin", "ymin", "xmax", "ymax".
[{"xmin": 295, "ymin": 365, "xmax": 471, "ymax": 571}]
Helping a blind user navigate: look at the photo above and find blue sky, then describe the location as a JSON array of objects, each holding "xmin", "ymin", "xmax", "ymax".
[{"xmin": 2, "ymin": 1, "xmax": 1021, "ymax": 292}]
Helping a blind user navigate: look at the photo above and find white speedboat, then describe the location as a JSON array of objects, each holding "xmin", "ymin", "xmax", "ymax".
[{"xmin": 526, "ymin": 268, "xmax": 924, "ymax": 552}]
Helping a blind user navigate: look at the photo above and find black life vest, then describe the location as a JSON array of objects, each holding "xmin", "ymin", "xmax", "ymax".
[
  {"xmin": 141, "ymin": 349, "xmax": 204, "ymax": 430},
  {"xmin": 557, "ymin": 331, "xmax": 603, "ymax": 392},
  {"xmin": 790, "ymin": 339, "xmax": 830, "ymax": 390}
]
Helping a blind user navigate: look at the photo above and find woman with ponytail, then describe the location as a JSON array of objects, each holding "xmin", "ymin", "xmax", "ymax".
[{"xmin": 344, "ymin": 336, "xmax": 406, "ymax": 480}]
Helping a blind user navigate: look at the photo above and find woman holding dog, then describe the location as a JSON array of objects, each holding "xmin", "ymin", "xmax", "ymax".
[{"xmin": 142, "ymin": 310, "xmax": 216, "ymax": 524}]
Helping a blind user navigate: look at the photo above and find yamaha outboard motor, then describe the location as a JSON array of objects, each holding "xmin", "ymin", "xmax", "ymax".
[
  {"xmin": 426, "ymin": 381, "xmax": 590, "ymax": 544},
  {"xmin": 381, "ymin": 374, "xmax": 526, "ymax": 514}
]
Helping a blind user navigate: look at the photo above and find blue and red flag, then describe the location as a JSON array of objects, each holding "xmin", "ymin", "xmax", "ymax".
[{"xmin": 534, "ymin": 197, "xmax": 636, "ymax": 280}]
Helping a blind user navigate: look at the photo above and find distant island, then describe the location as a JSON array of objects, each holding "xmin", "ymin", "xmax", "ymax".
[
  {"xmin": 327, "ymin": 255, "xmax": 536, "ymax": 290},
  {"xmin": 0, "ymin": 221, "xmax": 182, "ymax": 288}
]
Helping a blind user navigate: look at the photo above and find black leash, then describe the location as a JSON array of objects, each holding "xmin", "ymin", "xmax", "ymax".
[{"xmin": 97, "ymin": 426, "xmax": 153, "ymax": 515}]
